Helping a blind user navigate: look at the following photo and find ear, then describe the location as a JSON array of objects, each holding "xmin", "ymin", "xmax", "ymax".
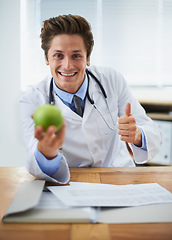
[
  {"xmin": 44, "ymin": 54, "xmax": 49, "ymax": 65},
  {"xmin": 86, "ymin": 56, "xmax": 90, "ymax": 66}
]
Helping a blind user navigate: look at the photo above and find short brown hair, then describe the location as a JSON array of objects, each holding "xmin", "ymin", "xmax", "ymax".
[{"xmin": 40, "ymin": 14, "xmax": 94, "ymax": 61}]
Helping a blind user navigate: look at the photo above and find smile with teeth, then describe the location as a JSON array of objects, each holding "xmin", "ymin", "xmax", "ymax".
[{"xmin": 59, "ymin": 72, "xmax": 77, "ymax": 77}]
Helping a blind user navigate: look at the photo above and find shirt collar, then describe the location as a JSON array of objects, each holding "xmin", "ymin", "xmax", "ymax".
[{"xmin": 53, "ymin": 73, "xmax": 88, "ymax": 104}]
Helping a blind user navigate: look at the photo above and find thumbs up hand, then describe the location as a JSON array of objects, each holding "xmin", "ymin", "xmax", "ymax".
[{"xmin": 118, "ymin": 103, "xmax": 142, "ymax": 147}]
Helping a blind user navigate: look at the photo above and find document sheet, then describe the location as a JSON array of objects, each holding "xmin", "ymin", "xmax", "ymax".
[{"xmin": 48, "ymin": 182, "xmax": 172, "ymax": 207}]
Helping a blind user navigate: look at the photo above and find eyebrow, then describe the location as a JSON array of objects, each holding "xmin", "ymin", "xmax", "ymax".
[
  {"xmin": 73, "ymin": 50, "xmax": 83, "ymax": 53},
  {"xmin": 53, "ymin": 49, "xmax": 83, "ymax": 53}
]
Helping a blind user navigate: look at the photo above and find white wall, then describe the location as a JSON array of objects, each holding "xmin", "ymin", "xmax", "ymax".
[
  {"xmin": 0, "ymin": 0, "xmax": 26, "ymax": 166},
  {"xmin": 0, "ymin": 0, "xmax": 170, "ymax": 167}
]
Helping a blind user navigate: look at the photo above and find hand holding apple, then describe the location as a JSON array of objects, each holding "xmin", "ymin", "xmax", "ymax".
[{"xmin": 33, "ymin": 104, "xmax": 65, "ymax": 159}]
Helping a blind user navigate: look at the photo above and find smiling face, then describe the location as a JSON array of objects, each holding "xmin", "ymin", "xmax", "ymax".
[{"xmin": 45, "ymin": 34, "xmax": 90, "ymax": 93}]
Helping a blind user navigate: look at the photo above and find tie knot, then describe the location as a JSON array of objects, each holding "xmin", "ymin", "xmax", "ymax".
[
  {"xmin": 73, "ymin": 95, "xmax": 83, "ymax": 117},
  {"xmin": 73, "ymin": 95, "xmax": 82, "ymax": 104}
]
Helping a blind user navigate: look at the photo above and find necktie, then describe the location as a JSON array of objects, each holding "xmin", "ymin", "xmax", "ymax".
[{"xmin": 73, "ymin": 95, "xmax": 83, "ymax": 117}]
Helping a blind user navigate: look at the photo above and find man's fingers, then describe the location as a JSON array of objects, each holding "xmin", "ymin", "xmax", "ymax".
[
  {"xmin": 43, "ymin": 126, "xmax": 59, "ymax": 144},
  {"xmin": 118, "ymin": 103, "xmax": 131, "ymax": 124},
  {"xmin": 35, "ymin": 121, "xmax": 66, "ymax": 148},
  {"xmin": 46, "ymin": 126, "xmax": 57, "ymax": 135},
  {"xmin": 54, "ymin": 122, "xmax": 66, "ymax": 140},
  {"xmin": 125, "ymin": 102, "xmax": 131, "ymax": 117},
  {"xmin": 35, "ymin": 126, "xmax": 44, "ymax": 140},
  {"xmin": 35, "ymin": 125, "xmax": 56, "ymax": 141}
]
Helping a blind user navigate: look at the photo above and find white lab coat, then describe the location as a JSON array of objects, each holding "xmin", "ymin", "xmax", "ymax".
[{"xmin": 19, "ymin": 66, "xmax": 162, "ymax": 183}]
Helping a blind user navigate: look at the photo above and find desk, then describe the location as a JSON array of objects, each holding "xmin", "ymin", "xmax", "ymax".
[{"xmin": 0, "ymin": 167, "xmax": 172, "ymax": 240}]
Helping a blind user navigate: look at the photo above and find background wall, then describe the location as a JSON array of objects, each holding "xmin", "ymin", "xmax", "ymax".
[
  {"xmin": 0, "ymin": 0, "xmax": 26, "ymax": 166},
  {"xmin": 0, "ymin": 0, "xmax": 171, "ymax": 167}
]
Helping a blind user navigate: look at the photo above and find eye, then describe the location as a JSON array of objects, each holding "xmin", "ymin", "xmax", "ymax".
[
  {"xmin": 72, "ymin": 54, "xmax": 81, "ymax": 59},
  {"xmin": 54, "ymin": 53, "xmax": 63, "ymax": 59}
]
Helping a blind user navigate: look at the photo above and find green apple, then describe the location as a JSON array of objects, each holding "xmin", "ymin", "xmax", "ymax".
[{"xmin": 33, "ymin": 104, "xmax": 64, "ymax": 132}]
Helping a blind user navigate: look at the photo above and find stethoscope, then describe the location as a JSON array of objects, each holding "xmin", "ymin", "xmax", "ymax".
[{"xmin": 49, "ymin": 69, "xmax": 116, "ymax": 130}]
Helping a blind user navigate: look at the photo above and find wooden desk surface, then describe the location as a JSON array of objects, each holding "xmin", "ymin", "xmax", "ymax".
[{"xmin": 0, "ymin": 167, "xmax": 172, "ymax": 240}]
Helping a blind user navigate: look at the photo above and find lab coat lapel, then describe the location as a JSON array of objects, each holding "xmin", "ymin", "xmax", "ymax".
[
  {"xmin": 52, "ymin": 74, "xmax": 102, "ymax": 123},
  {"xmin": 54, "ymin": 94, "xmax": 82, "ymax": 120}
]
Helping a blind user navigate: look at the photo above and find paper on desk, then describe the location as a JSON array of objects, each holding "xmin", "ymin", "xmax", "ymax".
[
  {"xmin": 33, "ymin": 190, "xmax": 98, "ymax": 223},
  {"xmin": 48, "ymin": 182, "xmax": 172, "ymax": 207}
]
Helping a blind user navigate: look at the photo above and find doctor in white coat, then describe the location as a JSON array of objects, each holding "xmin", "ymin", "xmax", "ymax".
[{"xmin": 19, "ymin": 14, "xmax": 162, "ymax": 183}]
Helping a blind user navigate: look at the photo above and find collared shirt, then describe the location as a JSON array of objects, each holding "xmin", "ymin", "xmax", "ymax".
[{"xmin": 53, "ymin": 73, "xmax": 88, "ymax": 113}]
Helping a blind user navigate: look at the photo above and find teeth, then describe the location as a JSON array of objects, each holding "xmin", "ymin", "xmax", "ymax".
[{"xmin": 60, "ymin": 72, "xmax": 75, "ymax": 76}]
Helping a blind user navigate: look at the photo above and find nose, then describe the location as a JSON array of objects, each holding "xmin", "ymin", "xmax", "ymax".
[{"xmin": 62, "ymin": 56, "xmax": 72, "ymax": 70}]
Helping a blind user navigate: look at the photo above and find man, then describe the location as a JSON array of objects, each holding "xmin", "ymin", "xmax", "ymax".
[{"xmin": 19, "ymin": 14, "xmax": 162, "ymax": 183}]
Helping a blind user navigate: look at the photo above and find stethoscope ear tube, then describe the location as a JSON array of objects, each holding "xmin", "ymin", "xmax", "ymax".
[
  {"xmin": 85, "ymin": 69, "xmax": 107, "ymax": 106},
  {"xmin": 86, "ymin": 69, "xmax": 107, "ymax": 99},
  {"xmin": 49, "ymin": 77, "xmax": 55, "ymax": 105},
  {"xmin": 86, "ymin": 70, "xmax": 94, "ymax": 104}
]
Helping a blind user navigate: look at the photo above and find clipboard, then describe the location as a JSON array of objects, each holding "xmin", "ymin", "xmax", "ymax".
[{"xmin": 2, "ymin": 180, "xmax": 96, "ymax": 223}]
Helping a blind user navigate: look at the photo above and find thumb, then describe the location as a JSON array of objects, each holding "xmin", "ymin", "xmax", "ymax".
[{"xmin": 125, "ymin": 102, "xmax": 131, "ymax": 116}]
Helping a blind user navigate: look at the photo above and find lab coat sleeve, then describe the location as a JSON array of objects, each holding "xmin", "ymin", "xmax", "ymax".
[
  {"xmin": 129, "ymin": 97, "xmax": 162, "ymax": 164},
  {"xmin": 19, "ymin": 88, "xmax": 70, "ymax": 183},
  {"xmin": 35, "ymin": 148, "xmax": 62, "ymax": 176},
  {"xmin": 130, "ymin": 122, "xmax": 162, "ymax": 164},
  {"xmin": 115, "ymin": 72, "xmax": 162, "ymax": 164},
  {"xmin": 132, "ymin": 121, "xmax": 162, "ymax": 164}
]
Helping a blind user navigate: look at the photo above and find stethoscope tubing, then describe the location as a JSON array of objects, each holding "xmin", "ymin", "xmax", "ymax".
[{"xmin": 49, "ymin": 69, "xmax": 116, "ymax": 130}]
